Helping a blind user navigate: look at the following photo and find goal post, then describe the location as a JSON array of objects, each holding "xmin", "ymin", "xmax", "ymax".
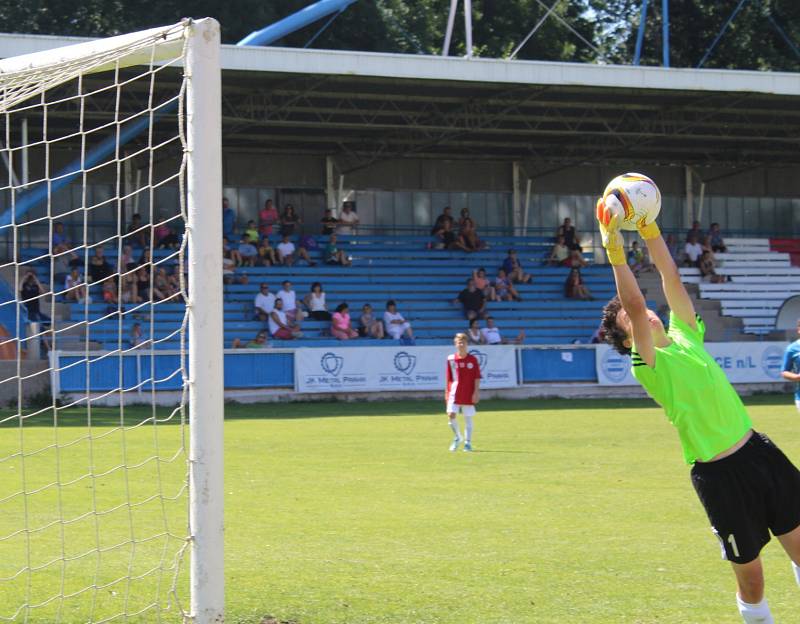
[{"xmin": 0, "ymin": 18, "xmax": 223, "ymax": 623}]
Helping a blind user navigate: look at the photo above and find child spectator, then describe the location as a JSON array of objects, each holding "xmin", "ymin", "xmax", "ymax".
[
  {"xmin": 383, "ymin": 300, "xmax": 413, "ymax": 341},
  {"xmin": 331, "ymin": 303, "xmax": 359, "ymax": 340},
  {"xmin": 238, "ymin": 234, "xmax": 258, "ymax": 267},
  {"xmin": 358, "ymin": 303, "xmax": 384, "ymax": 338},
  {"xmin": 303, "ymin": 282, "xmax": 331, "ymax": 321},
  {"xmin": 493, "ymin": 268, "xmax": 520, "ymax": 302},
  {"xmin": 564, "ymin": 268, "xmax": 593, "ymax": 300},
  {"xmin": 244, "ymin": 220, "xmax": 259, "ymax": 243},
  {"xmin": 258, "ymin": 199, "xmax": 279, "ymax": 238},
  {"xmin": 466, "ymin": 318, "xmax": 485, "ymax": 345},
  {"xmin": 324, "ymin": 233, "xmax": 351, "ymax": 266},
  {"xmin": 501, "ymin": 249, "xmax": 532, "ymax": 284},
  {"xmin": 454, "ymin": 278, "xmax": 486, "ymax": 321},
  {"xmin": 472, "ymin": 267, "xmax": 497, "ymax": 302},
  {"xmin": 269, "ymin": 298, "xmax": 302, "ymax": 340}
]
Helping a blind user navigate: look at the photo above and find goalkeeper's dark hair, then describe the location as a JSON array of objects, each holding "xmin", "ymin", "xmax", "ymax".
[{"xmin": 601, "ymin": 296, "xmax": 632, "ymax": 356}]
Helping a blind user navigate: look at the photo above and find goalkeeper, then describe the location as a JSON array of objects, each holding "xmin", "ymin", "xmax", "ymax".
[{"xmin": 597, "ymin": 197, "xmax": 800, "ymax": 624}]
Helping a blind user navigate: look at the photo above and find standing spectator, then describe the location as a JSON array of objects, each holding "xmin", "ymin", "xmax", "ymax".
[
  {"xmin": 52, "ymin": 221, "xmax": 71, "ymax": 253},
  {"xmin": 493, "ymin": 268, "xmax": 520, "ymax": 302},
  {"xmin": 454, "ymin": 278, "xmax": 486, "ymax": 321},
  {"xmin": 466, "ymin": 318, "xmax": 485, "ymax": 345},
  {"xmin": 303, "ymin": 282, "xmax": 331, "ymax": 321},
  {"xmin": 126, "ymin": 213, "xmax": 148, "ymax": 248},
  {"xmin": 276, "ymin": 280, "xmax": 305, "ymax": 324},
  {"xmin": 258, "ymin": 199, "xmax": 278, "ymax": 238},
  {"xmin": 20, "ymin": 271, "xmax": 48, "ymax": 322},
  {"xmin": 358, "ymin": 303, "xmax": 384, "ymax": 338},
  {"xmin": 501, "ymin": 249, "xmax": 532, "ymax": 284},
  {"xmin": 279, "ymin": 204, "xmax": 302, "ymax": 237},
  {"xmin": 557, "ymin": 217, "xmax": 581, "ymax": 251},
  {"xmin": 707, "ymin": 222, "xmax": 727, "ymax": 253},
  {"xmin": 548, "ymin": 235, "xmax": 570, "ymax": 266},
  {"xmin": 472, "ymin": 267, "xmax": 497, "ymax": 302},
  {"xmin": 331, "ymin": 302, "xmax": 359, "ymax": 340},
  {"xmin": 684, "ymin": 234, "xmax": 703, "ymax": 266},
  {"xmin": 320, "ymin": 208, "xmax": 339, "ymax": 235},
  {"xmin": 481, "ymin": 316, "xmax": 525, "ymax": 345},
  {"xmin": 269, "ymin": 298, "xmax": 302, "ymax": 340},
  {"xmin": 337, "ymin": 201, "xmax": 359, "ymax": 236},
  {"xmin": 238, "ymin": 234, "xmax": 258, "ymax": 267},
  {"xmin": 781, "ymin": 319, "xmax": 800, "ymax": 413},
  {"xmin": 431, "ymin": 206, "xmax": 454, "ymax": 241},
  {"xmin": 324, "ymin": 233, "xmax": 351, "ymax": 266},
  {"xmin": 89, "ymin": 247, "xmax": 113, "ymax": 283},
  {"xmin": 244, "ymin": 220, "xmax": 259, "ymax": 243},
  {"xmin": 564, "ymin": 268, "xmax": 593, "ymax": 300},
  {"xmin": 222, "ymin": 198, "xmax": 236, "ymax": 241},
  {"xmin": 383, "ymin": 300, "xmax": 414, "ymax": 341},
  {"xmin": 254, "ymin": 283, "xmax": 275, "ymax": 322},
  {"xmin": 64, "ymin": 268, "xmax": 89, "ymax": 303},
  {"xmin": 685, "ymin": 219, "xmax": 703, "ymax": 242}
]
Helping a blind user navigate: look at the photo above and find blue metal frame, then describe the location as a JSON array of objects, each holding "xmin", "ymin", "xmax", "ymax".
[
  {"xmin": 633, "ymin": 0, "xmax": 649, "ymax": 66},
  {"xmin": 237, "ymin": 0, "xmax": 358, "ymax": 47}
]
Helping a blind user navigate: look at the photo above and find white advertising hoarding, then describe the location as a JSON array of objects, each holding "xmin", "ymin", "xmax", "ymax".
[
  {"xmin": 596, "ymin": 342, "xmax": 787, "ymax": 386},
  {"xmin": 295, "ymin": 345, "xmax": 518, "ymax": 393}
]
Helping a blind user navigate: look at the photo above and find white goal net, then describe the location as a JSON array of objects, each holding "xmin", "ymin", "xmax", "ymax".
[{"xmin": 0, "ymin": 19, "xmax": 223, "ymax": 623}]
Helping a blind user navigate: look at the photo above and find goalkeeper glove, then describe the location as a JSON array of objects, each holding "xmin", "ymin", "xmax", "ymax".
[
  {"xmin": 596, "ymin": 197, "xmax": 625, "ymax": 266},
  {"xmin": 637, "ymin": 216, "xmax": 661, "ymax": 241}
]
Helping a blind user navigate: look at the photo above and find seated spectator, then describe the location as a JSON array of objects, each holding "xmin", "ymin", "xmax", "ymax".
[
  {"xmin": 707, "ymin": 222, "xmax": 727, "ymax": 253},
  {"xmin": 431, "ymin": 206, "xmax": 455, "ymax": 244},
  {"xmin": 433, "ymin": 219, "xmax": 457, "ymax": 250},
  {"xmin": 244, "ymin": 220, "xmax": 259, "ymax": 243},
  {"xmin": 383, "ymin": 300, "xmax": 413, "ymax": 341},
  {"xmin": 331, "ymin": 302, "xmax": 359, "ymax": 340},
  {"xmin": 276, "ymin": 234, "xmax": 314, "ymax": 267},
  {"xmin": 472, "ymin": 267, "xmax": 497, "ymax": 301},
  {"xmin": 130, "ymin": 322, "xmax": 147, "ymax": 348},
  {"xmin": 279, "ymin": 204, "xmax": 302, "ymax": 237},
  {"xmin": 453, "ymin": 217, "xmax": 484, "ymax": 252},
  {"xmin": 466, "ymin": 318, "xmax": 485, "ymax": 345},
  {"xmin": 303, "ymin": 282, "xmax": 332, "ymax": 321},
  {"xmin": 665, "ymin": 234, "xmax": 682, "ymax": 264},
  {"xmin": 136, "ymin": 266, "xmax": 151, "ymax": 301},
  {"xmin": 155, "ymin": 223, "xmax": 180, "ymax": 249},
  {"xmin": 118, "ymin": 245, "xmax": 136, "ymax": 272},
  {"xmin": 223, "ymin": 238, "xmax": 242, "ymax": 267},
  {"xmin": 258, "ymin": 199, "xmax": 279, "ymax": 238},
  {"xmin": 324, "ymin": 233, "xmax": 351, "ymax": 266},
  {"xmin": 255, "ymin": 239, "xmax": 277, "ymax": 267},
  {"xmin": 548, "ymin": 236, "xmax": 570, "ymax": 266},
  {"xmin": 685, "ymin": 219, "xmax": 703, "ymax": 242},
  {"xmin": 126, "ymin": 213, "xmax": 147, "ymax": 248},
  {"xmin": 153, "ymin": 267, "xmax": 178, "ymax": 301},
  {"xmin": 277, "ymin": 280, "xmax": 305, "ymax": 324},
  {"xmin": 481, "ymin": 316, "xmax": 525, "ymax": 345},
  {"xmin": 238, "ymin": 234, "xmax": 258, "ymax": 267},
  {"xmin": 137, "ymin": 247, "xmax": 152, "ymax": 268},
  {"xmin": 698, "ymin": 249, "xmax": 727, "ymax": 283},
  {"xmin": 627, "ymin": 240, "xmax": 651, "ymax": 275},
  {"xmin": 564, "ymin": 268, "xmax": 593, "ymax": 300},
  {"xmin": 222, "ymin": 198, "xmax": 236, "ymax": 241},
  {"xmin": 454, "ymin": 278, "xmax": 486, "ymax": 321},
  {"xmin": 493, "ymin": 268, "xmax": 520, "ymax": 302},
  {"xmin": 298, "ymin": 234, "xmax": 319, "ymax": 266},
  {"xmin": 232, "ymin": 330, "xmax": 270, "ymax": 349},
  {"xmin": 557, "ymin": 217, "xmax": 581, "ymax": 251},
  {"xmin": 89, "ymin": 247, "xmax": 113, "ymax": 283},
  {"xmin": 20, "ymin": 271, "xmax": 48, "ymax": 322},
  {"xmin": 358, "ymin": 303, "xmax": 384, "ymax": 338},
  {"xmin": 337, "ymin": 201, "xmax": 359, "ymax": 236},
  {"xmin": 120, "ymin": 272, "xmax": 140, "ymax": 304},
  {"xmin": 269, "ymin": 298, "xmax": 302, "ymax": 340},
  {"xmin": 52, "ymin": 221, "xmax": 71, "ymax": 253},
  {"xmin": 102, "ymin": 278, "xmax": 118, "ymax": 305},
  {"xmin": 501, "ymin": 249, "xmax": 532, "ymax": 284},
  {"xmin": 684, "ymin": 234, "xmax": 703, "ymax": 266},
  {"xmin": 64, "ymin": 268, "xmax": 89, "ymax": 303},
  {"xmin": 457, "ymin": 207, "xmax": 471, "ymax": 231},
  {"xmin": 254, "ymin": 283, "xmax": 276, "ymax": 322},
  {"xmin": 320, "ymin": 208, "xmax": 339, "ymax": 235},
  {"xmin": 569, "ymin": 247, "xmax": 588, "ymax": 268}
]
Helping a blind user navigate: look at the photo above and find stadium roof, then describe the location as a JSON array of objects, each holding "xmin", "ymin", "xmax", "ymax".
[{"xmin": 2, "ymin": 32, "xmax": 799, "ymax": 175}]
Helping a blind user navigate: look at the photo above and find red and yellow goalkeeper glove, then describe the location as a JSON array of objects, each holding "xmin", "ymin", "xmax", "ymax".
[{"xmin": 596, "ymin": 197, "xmax": 625, "ymax": 266}]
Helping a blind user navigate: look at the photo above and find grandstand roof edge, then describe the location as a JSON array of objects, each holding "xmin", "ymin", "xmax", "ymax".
[{"xmin": 0, "ymin": 31, "xmax": 798, "ymax": 97}]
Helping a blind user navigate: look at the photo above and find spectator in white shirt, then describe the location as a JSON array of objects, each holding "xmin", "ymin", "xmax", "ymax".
[
  {"xmin": 254, "ymin": 283, "xmax": 276, "ymax": 322},
  {"xmin": 64, "ymin": 268, "xmax": 89, "ymax": 303},
  {"xmin": 383, "ymin": 299, "xmax": 413, "ymax": 341},
  {"xmin": 276, "ymin": 280, "xmax": 305, "ymax": 324},
  {"xmin": 276, "ymin": 234, "xmax": 315, "ymax": 266},
  {"xmin": 684, "ymin": 234, "xmax": 703, "ymax": 266},
  {"xmin": 480, "ymin": 316, "xmax": 524, "ymax": 345},
  {"xmin": 269, "ymin": 298, "xmax": 302, "ymax": 340},
  {"xmin": 336, "ymin": 201, "xmax": 359, "ymax": 236}
]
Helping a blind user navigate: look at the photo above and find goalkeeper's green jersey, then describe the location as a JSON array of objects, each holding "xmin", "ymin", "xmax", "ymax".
[{"xmin": 631, "ymin": 312, "xmax": 752, "ymax": 465}]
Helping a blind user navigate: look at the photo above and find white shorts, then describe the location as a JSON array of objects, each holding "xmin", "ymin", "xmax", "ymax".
[{"xmin": 447, "ymin": 403, "xmax": 476, "ymax": 417}]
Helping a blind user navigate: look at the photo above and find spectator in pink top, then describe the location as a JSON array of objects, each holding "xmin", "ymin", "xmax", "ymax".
[
  {"xmin": 331, "ymin": 302, "xmax": 358, "ymax": 340},
  {"xmin": 259, "ymin": 199, "xmax": 279, "ymax": 237}
]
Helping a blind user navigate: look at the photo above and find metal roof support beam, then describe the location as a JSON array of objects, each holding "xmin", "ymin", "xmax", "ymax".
[{"xmin": 633, "ymin": 0, "xmax": 649, "ymax": 65}]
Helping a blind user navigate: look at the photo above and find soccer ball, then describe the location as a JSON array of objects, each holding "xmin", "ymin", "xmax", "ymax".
[{"xmin": 602, "ymin": 173, "xmax": 661, "ymax": 231}]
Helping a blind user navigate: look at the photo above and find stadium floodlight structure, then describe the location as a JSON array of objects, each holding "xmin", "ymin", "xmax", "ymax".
[{"xmin": 0, "ymin": 18, "xmax": 223, "ymax": 623}]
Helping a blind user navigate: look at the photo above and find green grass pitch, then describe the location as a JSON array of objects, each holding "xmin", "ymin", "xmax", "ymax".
[{"xmin": 1, "ymin": 394, "xmax": 798, "ymax": 623}]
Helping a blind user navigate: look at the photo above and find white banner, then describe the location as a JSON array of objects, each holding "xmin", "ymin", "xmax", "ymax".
[
  {"xmin": 295, "ymin": 345, "xmax": 518, "ymax": 393},
  {"xmin": 596, "ymin": 342, "xmax": 787, "ymax": 386}
]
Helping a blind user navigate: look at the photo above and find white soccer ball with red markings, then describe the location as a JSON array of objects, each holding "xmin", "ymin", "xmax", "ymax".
[{"xmin": 602, "ymin": 173, "xmax": 661, "ymax": 232}]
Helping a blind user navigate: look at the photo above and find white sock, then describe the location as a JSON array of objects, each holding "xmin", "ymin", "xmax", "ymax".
[
  {"xmin": 464, "ymin": 413, "xmax": 474, "ymax": 444},
  {"xmin": 448, "ymin": 418, "xmax": 460, "ymax": 439},
  {"xmin": 736, "ymin": 594, "xmax": 773, "ymax": 624},
  {"xmin": 793, "ymin": 561, "xmax": 800, "ymax": 586}
]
